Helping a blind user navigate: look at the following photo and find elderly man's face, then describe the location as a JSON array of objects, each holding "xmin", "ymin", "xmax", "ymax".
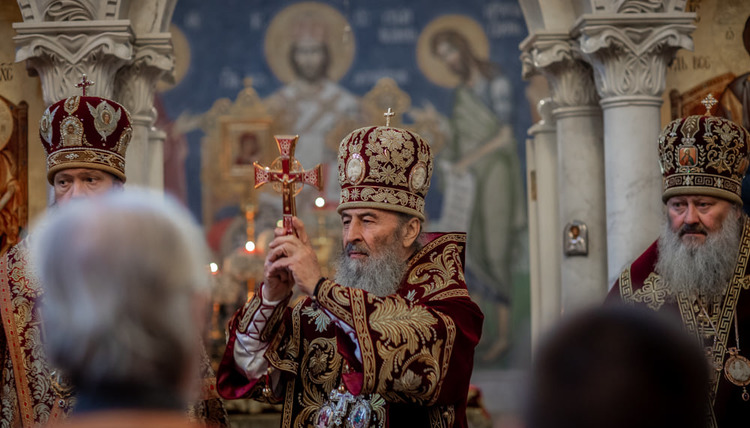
[
  {"xmin": 666, "ymin": 195, "xmax": 737, "ymax": 246},
  {"xmin": 53, "ymin": 168, "xmax": 119, "ymax": 204},
  {"xmin": 340, "ymin": 208, "xmax": 412, "ymax": 262},
  {"xmin": 336, "ymin": 208, "xmax": 419, "ymax": 296}
]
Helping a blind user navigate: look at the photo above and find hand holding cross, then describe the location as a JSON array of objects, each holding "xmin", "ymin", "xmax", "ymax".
[{"xmin": 254, "ymin": 135, "xmax": 323, "ymax": 235}]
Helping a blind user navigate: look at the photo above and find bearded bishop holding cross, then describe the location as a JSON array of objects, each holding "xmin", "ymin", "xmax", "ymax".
[{"xmin": 218, "ymin": 112, "xmax": 483, "ymax": 427}]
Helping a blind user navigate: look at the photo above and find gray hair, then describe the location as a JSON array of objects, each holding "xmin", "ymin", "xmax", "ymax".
[{"xmin": 31, "ymin": 189, "xmax": 210, "ymax": 399}]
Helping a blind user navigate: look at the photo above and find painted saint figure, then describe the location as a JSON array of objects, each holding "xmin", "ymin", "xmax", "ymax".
[
  {"xmin": 419, "ymin": 17, "xmax": 527, "ymax": 363},
  {"xmin": 263, "ymin": 3, "xmax": 362, "ymax": 205}
]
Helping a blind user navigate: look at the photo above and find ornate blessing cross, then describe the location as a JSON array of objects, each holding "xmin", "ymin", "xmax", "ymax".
[
  {"xmin": 76, "ymin": 74, "xmax": 94, "ymax": 96},
  {"xmin": 254, "ymin": 135, "xmax": 323, "ymax": 235}
]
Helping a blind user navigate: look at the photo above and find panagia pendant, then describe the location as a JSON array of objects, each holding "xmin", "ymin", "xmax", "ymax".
[{"xmin": 724, "ymin": 348, "xmax": 750, "ymax": 401}]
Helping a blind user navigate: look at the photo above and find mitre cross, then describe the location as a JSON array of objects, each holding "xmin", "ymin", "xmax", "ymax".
[
  {"xmin": 76, "ymin": 74, "xmax": 94, "ymax": 96},
  {"xmin": 384, "ymin": 107, "xmax": 395, "ymax": 126},
  {"xmin": 702, "ymin": 93, "xmax": 717, "ymax": 116},
  {"xmin": 254, "ymin": 135, "xmax": 323, "ymax": 235}
]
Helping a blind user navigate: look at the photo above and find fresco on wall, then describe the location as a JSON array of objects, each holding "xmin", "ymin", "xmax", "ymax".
[
  {"xmin": 0, "ymin": 97, "xmax": 26, "ymax": 256},
  {"xmin": 159, "ymin": 0, "xmax": 534, "ymax": 370},
  {"xmin": 716, "ymin": 16, "xmax": 750, "ymax": 131},
  {"xmin": 664, "ymin": 0, "xmax": 750, "ymax": 210}
]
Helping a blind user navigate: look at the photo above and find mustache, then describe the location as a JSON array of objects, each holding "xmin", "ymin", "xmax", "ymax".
[
  {"xmin": 679, "ymin": 224, "xmax": 707, "ymax": 237},
  {"xmin": 345, "ymin": 242, "xmax": 370, "ymax": 256}
]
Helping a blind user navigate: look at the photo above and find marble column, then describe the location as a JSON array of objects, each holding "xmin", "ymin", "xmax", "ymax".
[
  {"xmin": 525, "ymin": 134, "xmax": 540, "ymax": 348},
  {"xmin": 524, "ymin": 32, "xmax": 608, "ymax": 317},
  {"xmin": 524, "ymin": 97, "xmax": 558, "ymax": 348},
  {"xmin": 572, "ymin": 13, "xmax": 695, "ymax": 284},
  {"xmin": 115, "ymin": 34, "xmax": 174, "ymax": 189}
]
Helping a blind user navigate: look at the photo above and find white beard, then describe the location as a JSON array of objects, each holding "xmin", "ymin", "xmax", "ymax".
[
  {"xmin": 655, "ymin": 212, "xmax": 742, "ymax": 302},
  {"xmin": 333, "ymin": 233, "xmax": 407, "ymax": 297}
]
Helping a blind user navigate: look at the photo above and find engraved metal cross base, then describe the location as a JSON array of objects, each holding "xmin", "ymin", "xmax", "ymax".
[{"xmin": 253, "ymin": 135, "xmax": 323, "ymax": 235}]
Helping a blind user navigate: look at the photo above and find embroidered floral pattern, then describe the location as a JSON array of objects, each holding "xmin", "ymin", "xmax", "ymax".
[
  {"xmin": 301, "ymin": 306, "xmax": 332, "ymax": 333},
  {"xmin": 630, "ymin": 272, "xmax": 670, "ymax": 310},
  {"xmin": 337, "ymin": 126, "xmax": 433, "ymax": 219},
  {"xmin": 658, "ymin": 112, "xmax": 750, "ymax": 204}
]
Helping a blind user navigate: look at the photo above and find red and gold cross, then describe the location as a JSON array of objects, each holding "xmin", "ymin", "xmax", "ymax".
[
  {"xmin": 76, "ymin": 74, "xmax": 94, "ymax": 96},
  {"xmin": 254, "ymin": 135, "xmax": 323, "ymax": 235}
]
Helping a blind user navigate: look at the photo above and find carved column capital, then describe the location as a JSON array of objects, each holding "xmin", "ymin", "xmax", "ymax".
[
  {"xmin": 13, "ymin": 21, "xmax": 133, "ymax": 104},
  {"xmin": 521, "ymin": 32, "xmax": 600, "ymax": 110},
  {"xmin": 17, "ymin": 0, "xmax": 124, "ymax": 21},
  {"xmin": 590, "ymin": 0, "xmax": 688, "ymax": 14},
  {"xmin": 528, "ymin": 98, "xmax": 557, "ymax": 136},
  {"xmin": 572, "ymin": 13, "xmax": 695, "ymax": 101},
  {"xmin": 115, "ymin": 34, "xmax": 174, "ymax": 127}
]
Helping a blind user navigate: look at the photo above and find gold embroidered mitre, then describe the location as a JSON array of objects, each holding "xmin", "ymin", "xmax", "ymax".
[
  {"xmin": 39, "ymin": 76, "xmax": 132, "ymax": 183},
  {"xmin": 337, "ymin": 117, "xmax": 433, "ymax": 221},
  {"xmin": 659, "ymin": 94, "xmax": 750, "ymax": 205}
]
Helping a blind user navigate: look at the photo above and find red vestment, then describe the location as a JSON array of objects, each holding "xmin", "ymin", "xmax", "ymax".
[
  {"xmin": 607, "ymin": 218, "xmax": 750, "ymax": 428},
  {"xmin": 218, "ymin": 233, "xmax": 484, "ymax": 427},
  {"xmin": 0, "ymin": 239, "xmax": 229, "ymax": 427}
]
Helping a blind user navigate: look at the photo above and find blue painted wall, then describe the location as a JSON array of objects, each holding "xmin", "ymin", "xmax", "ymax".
[{"xmin": 160, "ymin": 0, "xmax": 531, "ymax": 224}]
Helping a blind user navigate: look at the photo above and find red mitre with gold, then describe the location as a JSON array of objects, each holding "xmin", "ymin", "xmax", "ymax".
[
  {"xmin": 337, "ymin": 109, "xmax": 433, "ymax": 221},
  {"xmin": 39, "ymin": 75, "xmax": 132, "ymax": 184},
  {"xmin": 658, "ymin": 94, "xmax": 750, "ymax": 205}
]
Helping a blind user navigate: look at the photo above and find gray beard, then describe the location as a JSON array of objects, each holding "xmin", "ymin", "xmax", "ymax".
[
  {"xmin": 655, "ymin": 212, "xmax": 742, "ymax": 302},
  {"xmin": 333, "ymin": 237, "xmax": 407, "ymax": 297}
]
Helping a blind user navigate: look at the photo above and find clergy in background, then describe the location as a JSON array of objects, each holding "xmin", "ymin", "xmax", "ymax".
[{"xmin": 607, "ymin": 96, "xmax": 750, "ymax": 427}]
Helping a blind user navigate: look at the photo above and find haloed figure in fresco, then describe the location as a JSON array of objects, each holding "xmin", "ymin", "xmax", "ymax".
[
  {"xmin": 264, "ymin": 7, "xmax": 361, "ymax": 204},
  {"xmin": 430, "ymin": 28, "xmax": 527, "ymax": 363},
  {"xmin": 0, "ymin": 143, "xmax": 20, "ymax": 255},
  {"xmin": 718, "ymin": 15, "xmax": 750, "ymax": 131}
]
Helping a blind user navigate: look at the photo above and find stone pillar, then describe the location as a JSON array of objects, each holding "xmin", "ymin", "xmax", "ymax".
[
  {"xmin": 525, "ymin": 133, "xmax": 540, "ymax": 348},
  {"xmin": 115, "ymin": 34, "xmax": 173, "ymax": 189},
  {"xmin": 572, "ymin": 13, "xmax": 695, "ymax": 284},
  {"xmin": 148, "ymin": 128, "xmax": 167, "ymax": 191},
  {"xmin": 523, "ymin": 32, "xmax": 608, "ymax": 316},
  {"xmin": 525, "ymin": 97, "xmax": 558, "ymax": 348}
]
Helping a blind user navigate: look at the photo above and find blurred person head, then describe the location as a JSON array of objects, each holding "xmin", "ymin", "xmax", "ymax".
[
  {"xmin": 526, "ymin": 306, "xmax": 709, "ymax": 428},
  {"xmin": 31, "ymin": 189, "xmax": 211, "ymax": 409}
]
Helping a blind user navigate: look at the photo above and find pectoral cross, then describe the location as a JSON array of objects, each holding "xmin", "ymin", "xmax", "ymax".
[{"xmin": 254, "ymin": 135, "xmax": 323, "ymax": 235}]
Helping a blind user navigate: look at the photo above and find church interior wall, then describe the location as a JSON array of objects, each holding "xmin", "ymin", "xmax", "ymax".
[
  {"xmin": 0, "ymin": 2, "xmax": 46, "ymax": 224},
  {"xmin": 661, "ymin": 0, "xmax": 750, "ymax": 126},
  {"xmin": 2, "ymin": 0, "xmax": 548, "ymax": 424}
]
